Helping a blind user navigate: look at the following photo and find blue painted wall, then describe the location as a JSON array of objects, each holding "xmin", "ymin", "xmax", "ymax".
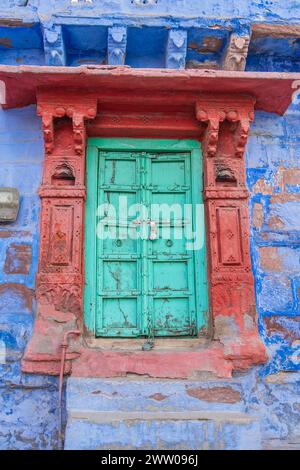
[
  {"xmin": 1, "ymin": 1, "xmax": 300, "ymax": 70},
  {"xmin": 0, "ymin": 0, "xmax": 299, "ymax": 450},
  {"xmin": 246, "ymin": 101, "xmax": 300, "ymax": 376},
  {"xmin": 0, "ymin": 106, "xmax": 59, "ymax": 449}
]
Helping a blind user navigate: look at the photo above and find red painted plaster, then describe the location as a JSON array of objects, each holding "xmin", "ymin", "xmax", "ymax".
[
  {"xmin": 70, "ymin": 334, "xmax": 267, "ymax": 379},
  {"xmin": 0, "ymin": 66, "xmax": 298, "ymax": 115}
]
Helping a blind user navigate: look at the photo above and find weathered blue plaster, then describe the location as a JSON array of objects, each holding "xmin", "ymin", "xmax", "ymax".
[
  {"xmin": 247, "ymin": 102, "xmax": 300, "ymax": 377},
  {"xmin": 64, "ymin": 375, "xmax": 300, "ymax": 450},
  {"xmin": 0, "ymin": 105, "xmax": 59, "ymax": 449},
  {"xmin": 2, "ymin": 1, "xmax": 300, "ymax": 69},
  {"xmin": 65, "ymin": 378, "xmax": 261, "ymax": 450}
]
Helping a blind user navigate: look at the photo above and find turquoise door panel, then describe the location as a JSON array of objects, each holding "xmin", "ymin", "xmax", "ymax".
[
  {"xmin": 96, "ymin": 151, "xmax": 142, "ymax": 337},
  {"xmin": 85, "ymin": 139, "xmax": 209, "ymax": 338}
]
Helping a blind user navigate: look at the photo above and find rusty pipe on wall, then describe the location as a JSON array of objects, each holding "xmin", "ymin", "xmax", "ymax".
[{"xmin": 58, "ymin": 329, "xmax": 80, "ymax": 450}]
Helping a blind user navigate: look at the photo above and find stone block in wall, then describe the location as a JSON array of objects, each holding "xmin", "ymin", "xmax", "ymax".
[
  {"xmin": 0, "ymin": 284, "xmax": 33, "ymax": 315},
  {"xmin": 2, "ymin": 195, "xmax": 40, "ymax": 230},
  {"xmin": 65, "ymin": 378, "xmax": 260, "ymax": 450},
  {"xmin": 0, "ymin": 315, "xmax": 33, "ymax": 361},
  {"xmin": 264, "ymin": 139, "xmax": 293, "ymax": 169},
  {"xmin": 263, "ymin": 316, "xmax": 300, "ymax": 344},
  {"xmin": 252, "ymin": 178, "xmax": 274, "ymax": 195},
  {"xmin": 245, "ymin": 135, "xmax": 268, "ymax": 168},
  {"xmin": 252, "ymin": 202, "xmax": 264, "ymax": 230},
  {"xmin": 258, "ymin": 276, "xmax": 294, "ymax": 313},
  {"xmin": 280, "ymin": 168, "xmax": 300, "ymax": 193},
  {"xmin": 259, "ymin": 247, "xmax": 281, "ymax": 273},
  {"xmin": 250, "ymin": 112, "xmax": 286, "ymax": 137},
  {"xmin": 277, "ymin": 247, "xmax": 300, "ymax": 273},
  {"xmin": 247, "ymin": 168, "xmax": 274, "ymax": 194},
  {"xmin": 267, "ymin": 201, "xmax": 300, "ymax": 232},
  {"xmin": 283, "ymin": 112, "xmax": 300, "ymax": 140},
  {"xmin": 65, "ymin": 418, "xmax": 261, "ymax": 450},
  {"xmin": 258, "ymin": 246, "xmax": 300, "ymax": 276},
  {"xmin": 4, "ymin": 244, "xmax": 32, "ymax": 275},
  {"xmin": 249, "ymin": 372, "xmax": 300, "ymax": 444},
  {"xmin": 0, "ymin": 386, "xmax": 59, "ymax": 450}
]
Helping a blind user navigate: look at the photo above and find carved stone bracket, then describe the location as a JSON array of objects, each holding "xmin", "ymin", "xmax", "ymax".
[
  {"xmin": 223, "ymin": 34, "xmax": 250, "ymax": 71},
  {"xmin": 196, "ymin": 107, "xmax": 224, "ymax": 158},
  {"xmin": 166, "ymin": 29, "xmax": 187, "ymax": 69},
  {"xmin": 37, "ymin": 92, "xmax": 97, "ymax": 155},
  {"xmin": 108, "ymin": 26, "xmax": 127, "ymax": 66},
  {"xmin": 196, "ymin": 97, "xmax": 255, "ymax": 159},
  {"xmin": 43, "ymin": 25, "xmax": 66, "ymax": 67}
]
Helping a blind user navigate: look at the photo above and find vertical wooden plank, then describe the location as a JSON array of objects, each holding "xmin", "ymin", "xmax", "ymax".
[
  {"xmin": 84, "ymin": 145, "xmax": 98, "ymax": 333},
  {"xmin": 191, "ymin": 147, "xmax": 209, "ymax": 333}
]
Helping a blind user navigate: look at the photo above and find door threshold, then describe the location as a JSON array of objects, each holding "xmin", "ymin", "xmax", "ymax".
[{"xmin": 83, "ymin": 336, "xmax": 210, "ymax": 351}]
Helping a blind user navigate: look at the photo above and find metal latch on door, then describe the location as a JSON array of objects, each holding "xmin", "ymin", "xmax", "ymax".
[{"xmin": 132, "ymin": 219, "xmax": 158, "ymax": 240}]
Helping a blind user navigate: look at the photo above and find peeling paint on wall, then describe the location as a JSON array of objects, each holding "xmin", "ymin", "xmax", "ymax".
[{"xmin": 0, "ymin": 0, "xmax": 299, "ymax": 451}]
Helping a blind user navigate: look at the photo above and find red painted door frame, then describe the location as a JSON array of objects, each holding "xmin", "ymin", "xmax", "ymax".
[{"xmin": 21, "ymin": 86, "xmax": 267, "ymax": 378}]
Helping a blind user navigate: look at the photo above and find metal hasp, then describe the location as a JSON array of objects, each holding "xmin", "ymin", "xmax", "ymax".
[{"xmin": 0, "ymin": 187, "xmax": 20, "ymax": 223}]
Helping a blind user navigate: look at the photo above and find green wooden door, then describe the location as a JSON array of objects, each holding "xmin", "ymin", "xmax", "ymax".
[{"xmin": 85, "ymin": 139, "xmax": 208, "ymax": 338}]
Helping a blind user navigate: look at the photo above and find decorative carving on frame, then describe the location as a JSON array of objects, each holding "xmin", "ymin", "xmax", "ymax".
[
  {"xmin": 51, "ymin": 163, "xmax": 75, "ymax": 186},
  {"xmin": 195, "ymin": 106, "xmax": 225, "ymax": 158},
  {"xmin": 215, "ymin": 162, "xmax": 237, "ymax": 183},
  {"xmin": 166, "ymin": 30, "xmax": 187, "ymax": 69},
  {"xmin": 195, "ymin": 95, "xmax": 258, "ymax": 343},
  {"xmin": 43, "ymin": 157, "xmax": 84, "ymax": 188},
  {"xmin": 108, "ymin": 26, "xmax": 127, "ymax": 66},
  {"xmin": 195, "ymin": 98, "xmax": 255, "ymax": 160},
  {"xmin": 223, "ymin": 34, "xmax": 250, "ymax": 71},
  {"xmin": 37, "ymin": 283, "xmax": 81, "ymax": 316},
  {"xmin": 37, "ymin": 93, "xmax": 97, "ymax": 155},
  {"xmin": 43, "ymin": 25, "xmax": 66, "ymax": 67}
]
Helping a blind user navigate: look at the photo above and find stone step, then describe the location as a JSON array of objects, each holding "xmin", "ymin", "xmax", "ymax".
[{"xmin": 64, "ymin": 378, "xmax": 261, "ymax": 450}]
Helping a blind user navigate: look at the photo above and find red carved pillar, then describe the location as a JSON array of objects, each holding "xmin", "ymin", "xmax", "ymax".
[
  {"xmin": 22, "ymin": 90, "xmax": 97, "ymax": 375},
  {"xmin": 196, "ymin": 97, "xmax": 267, "ymax": 367}
]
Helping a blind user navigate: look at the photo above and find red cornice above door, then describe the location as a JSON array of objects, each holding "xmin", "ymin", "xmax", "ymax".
[{"xmin": 0, "ymin": 65, "xmax": 299, "ymax": 115}]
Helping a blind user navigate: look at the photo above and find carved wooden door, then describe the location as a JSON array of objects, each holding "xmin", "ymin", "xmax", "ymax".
[{"xmin": 85, "ymin": 139, "xmax": 208, "ymax": 338}]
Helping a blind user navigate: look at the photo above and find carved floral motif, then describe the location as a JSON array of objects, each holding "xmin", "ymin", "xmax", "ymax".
[{"xmin": 37, "ymin": 284, "xmax": 81, "ymax": 316}]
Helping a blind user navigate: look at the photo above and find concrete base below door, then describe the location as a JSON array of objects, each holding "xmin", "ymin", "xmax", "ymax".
[{"xmin": 64, "ymin": 378, "xmax": 261, "ymax": 450}]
